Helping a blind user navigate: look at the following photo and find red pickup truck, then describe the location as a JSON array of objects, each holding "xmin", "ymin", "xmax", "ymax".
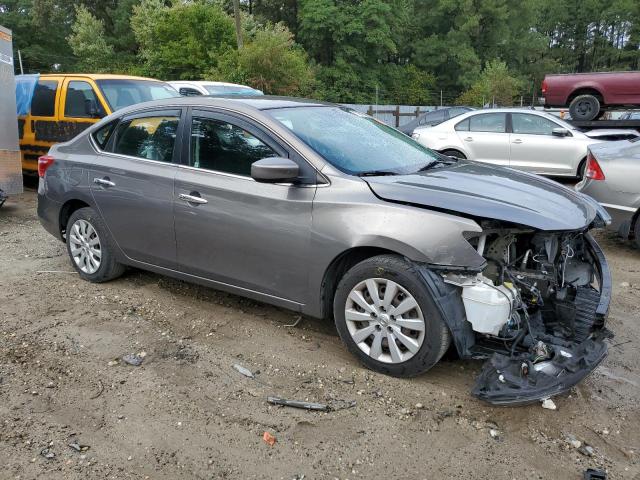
[{"xmin": 542, "ymin": 71, "xmax": 640, "ymax": 121}]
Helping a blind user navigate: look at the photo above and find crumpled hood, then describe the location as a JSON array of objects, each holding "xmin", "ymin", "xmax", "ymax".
[{"xmin": 365, "ymin": 161, "xmax": 598, "ymax": 231}]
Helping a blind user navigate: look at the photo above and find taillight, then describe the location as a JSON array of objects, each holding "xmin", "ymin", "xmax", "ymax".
[
  {"xmin": 585, "ymin": 151, "xmax": 605, "ymax": 181},
  {"xmin": 38, "ymin": 155, "xmax": 55, "ymax": 178},
  {"xmin": 541, "ymin": 80, "xmax": 547, "ymax": 94}
]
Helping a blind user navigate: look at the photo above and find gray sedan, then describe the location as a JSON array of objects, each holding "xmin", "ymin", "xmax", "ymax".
[
  {"xmin": 37, "ymin": 96, "xmax": 612, "ymax": 405},
  {"xmin": 577, "ymin": 139, "xmax": 640, "ymax": 246}
]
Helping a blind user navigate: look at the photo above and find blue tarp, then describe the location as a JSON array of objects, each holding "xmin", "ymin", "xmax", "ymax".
[{"xmin": 15, "ymin": 74, "xmax": 39, "ymax": 116}]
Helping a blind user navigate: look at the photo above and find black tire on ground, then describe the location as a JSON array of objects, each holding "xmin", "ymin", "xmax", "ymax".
[
  {"xmin": 66, "ymin": 207, "xmax": 125, "ymax": 283},
  {"xmin": 333, "ymin": 254, "xmax": 451, "ymax": 377},
  {"xmin": 569, "ymin": 94, "xmax": 601, "ymax": 121},
  {"xmin": 441, "ymin": 149, "xmax": 467, "ymax": 159}
]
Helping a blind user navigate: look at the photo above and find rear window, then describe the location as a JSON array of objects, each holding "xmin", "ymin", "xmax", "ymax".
[
  {"xmin": 96, "ymin": 80, "xmax": 179, "ymax": 111},
  {"xmin": 31, "ymin": 80, "xmax": 58, "ymax": 117}
]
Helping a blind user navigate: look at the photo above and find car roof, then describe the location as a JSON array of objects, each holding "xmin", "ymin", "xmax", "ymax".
[
  {"xmin": 168, "ymin": 80, "xmax": 255, "ymax": 88},
  {"xmin": 113, "ymin": 95, "xmax": 333, "ymax": 116},
  {"xmin": 37, "ymin": 73, "xmax": 164, "ymax": 82}
]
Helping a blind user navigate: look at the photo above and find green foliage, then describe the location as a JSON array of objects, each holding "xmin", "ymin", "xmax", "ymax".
[
  {"xmin": 457, "ymin": 59, "xmax": 523, "ymax": 107},
  {"xmin": 212, "ymin": 23, "xmax": 315, "ymax": 96},
  {"xmin": 131, "ymin": 1, "xmax": 236, "ymax": 79},
  {"xmin": 67, "ymin": 5, "xmax": 115, "ymax": 72}
]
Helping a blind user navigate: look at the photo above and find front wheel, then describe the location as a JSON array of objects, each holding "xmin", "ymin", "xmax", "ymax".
[
  {"xmin": 333, "ymin": 255, "xmax": 451, "ymax": 377},
  {"xmin": 441, "ymin": 149, "xmax": 467, "ymax": 159}
]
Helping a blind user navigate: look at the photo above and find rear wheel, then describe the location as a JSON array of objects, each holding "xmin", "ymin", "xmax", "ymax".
[
  {"xmin": 577, "ymin": 158, "xmax": 587, "ymax": 180},
  {"xmin": 66, "ymin": 207, "xmax": 125, "ymax": 283},
  {"xmin": 333, "ymin": 255, "xmax": 451, "ymax": 377},
  {"xmin": 441, "ymin": 149, "xmax": 467, "ymax": 159},
  {"xmin": 633, "ymin": 215, "xmax": 640, "ymax": 249},
  {"xmin": 569, "ymin": 94, "xmax": 601, "ymax": 121}
]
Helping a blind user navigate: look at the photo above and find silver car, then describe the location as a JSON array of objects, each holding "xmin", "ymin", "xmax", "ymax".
[
  {"xmin": 412, "ymin": 108, "xmax": 638, "ymax": 178},
  {"xmin": 577, "ymin": 139, "xmax": 640, "ymax": 246},
  {"xmin": 37, "ymin": 97, "xmax": 612, "ymax": 405}
]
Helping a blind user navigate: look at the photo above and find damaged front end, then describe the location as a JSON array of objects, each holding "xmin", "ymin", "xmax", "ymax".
[{"xmin": 422, "ymin": 224, "xmax": 612, "ymax": 406}]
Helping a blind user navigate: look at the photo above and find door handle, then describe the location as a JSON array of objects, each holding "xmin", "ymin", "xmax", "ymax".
[
  {"xmin": 464, "ymin": 137, "xmax": 473, "ymax": 142},
  {"xmin": 178, "ymin": 193, "xmax": 208, "ymax": 205},
  {"xmin": 93, "ymin": 177, "xmax": 116, "ymax": 187},
  {"xmin": 512, "ymin": 139, "xmax": 523, "ymax": 144}
]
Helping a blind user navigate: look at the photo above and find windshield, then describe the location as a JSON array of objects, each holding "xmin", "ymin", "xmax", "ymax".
[
  {"xmin": 96, "ymin": 79, "xmax": 180, "ymax": 111},
  {"xmin": 204, "ymin": 85, "xmax": 263, "ymax": 96},
  {"xmin": 266, "ymin": 106, "xmax": 441, "ymax": 175}
]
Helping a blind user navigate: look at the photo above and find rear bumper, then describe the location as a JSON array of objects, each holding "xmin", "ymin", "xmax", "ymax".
[
  {"xmin": 37, "ymin": 188, "xmax": 63, "ymax": 241},
  {"xmin": 472, "ymin": 234, "xmax": 612, "ymax": 406}
]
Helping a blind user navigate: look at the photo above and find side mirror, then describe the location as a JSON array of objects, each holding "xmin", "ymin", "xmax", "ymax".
[
  {"xmin": 251, "ymin": 157, "xmax": 299, "ymax": 183},
  {"xmin": 552, "ymin": 127, "xmax": 569, "ymax": 137}
]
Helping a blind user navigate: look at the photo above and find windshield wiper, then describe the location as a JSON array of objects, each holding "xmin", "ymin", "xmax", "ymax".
[{"xmin": 357, "ymin": 170, "xmax": 398, "ymax": 177}]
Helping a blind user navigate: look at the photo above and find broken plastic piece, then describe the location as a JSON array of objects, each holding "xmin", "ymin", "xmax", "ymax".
[
  {"xmin": 267, "ymin": 396, "xmax": 329, "ymax": 411},
  {"xmin": 122, "ymin": 352, "xmax": 145, "ymax": 366},
  {"xmin": 233, "ymin": 364, "xmax": 254, "ymax": 378},
  {"xmin": 262, "ymin": 431, "xmax": 276, "ymax": 446},
  {"xmin": 68, "ymin": 439, "xmax": 90, "ymax": 452},
  {"xmin": 40, "ymin": 448, "xmax": 55, "ymax": 459},
  {"xmin": 583, "ymin": 468, "xmax": 606, "ymax": 479},
  {"xmin": 541, "ymin": 398, "xmax": 557, "ymax": 410}
]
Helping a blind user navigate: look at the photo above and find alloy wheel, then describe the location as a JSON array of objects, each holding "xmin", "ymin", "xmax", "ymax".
[
  {"xmin": 69, "ymin": 219, "xmax": 102, "ymax": 274},
  {"xmin": 344, "ymin": 278, "xmax": 426, "ymax": 364}
]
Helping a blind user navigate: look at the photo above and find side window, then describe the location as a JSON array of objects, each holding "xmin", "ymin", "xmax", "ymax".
[
  {"xmin": 512, "ymin": 114, "xmax": 558, "ymax": 135},
  {"xmin": 455, "ymin": 118, "xmax": 470, "ymax": 131},
  {"xmin": 190, "ymin": 117, "xmax": 277, "ymax": 176},
  {"xmin": 111, "ymin": 113, "xmax": 180, "ymax": 162},
  {"xmin": 449, "ymin": 107, "xmax": 469, "ymax": 118},
  {"xmin": 31, "ymin": 80, "xmax": 58, "ymax": 117},
  {"xmin": 65, "ymin": 81, "xmax": 105, "ymax": 118},
  {"xmin": 179, "ymin": 87, "xmax": 202, "ymax": 97},
  {"xmin": 469, "ymin": 113, "xmax": 506, "ymax": 133},
  {"xmin": 92, "ymin": 120, "xmax": 118, "ymax": 149}
]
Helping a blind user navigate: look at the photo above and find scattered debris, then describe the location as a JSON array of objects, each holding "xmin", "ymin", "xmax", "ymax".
[
  {"xmin": 619, "ymin": 282, "xmax": 630, "ymax": 288},
  {"xmin": 566, "ymin": 434, "xmax": 582, "ymax": 449},
  {"xmin": 89, "ymin": 380, "xmax": 104, "ymax": 400},
  {"xmin": 40, "ymin": 448, "xmax": 55, "ymax": 460},
  {"xmin": 283, "ymin": 315, "xmax": 302, "ymax": 328},
  {"xmin": 122, "ymin": 352, "xmax": 146, "ymax": 366},
  {"xmin": 35, "ymin": 270, "xmax": 75, "ymax": 274},
  {"xmin": 233, "ymin": 364, "xmax": 255, "ymax": 378},
  {"xmin": 415, "ymin": 403, "xmax": 424, "ymax": 409},
  {"xmin": 291, "ymin": 475, "xmax": 305, "ymax": 480},
  {"xmin": 107, "ymin": 360, "xmax": 119, "ymax": 367},
  {"xmin": 262, "ymin": 431, "xmax": 276, "ymax": 446},
  {"xmin": 489, "ymin": 429, "xmax": 500, "ymax": 439},
  {"xmin": 541, "ymin": 398, "xmax": 557, "ymax": 410},
  {"xmin": 579, "ymin": 445, "xmax": 595, "ymax": 457},
  {"xmin": 268, "ymin": 396, "xmax": 329, "ymax": 411},
  {"xmin": 583, "ymin": 468, "xmax": 606, "ymax": 480},
  {"xmin": 45, "ymin": 381, "xmax": 56, "ymax": 388},
  {"xmin": 68, "ymin": 439, "xmax": 90, "ymax": 452}
]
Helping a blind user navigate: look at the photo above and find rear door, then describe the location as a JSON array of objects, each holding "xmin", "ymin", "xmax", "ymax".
[
  {"xmin": 454, "ymin": 112, "xmax": 509, "ymax": 166},
  {"xmin": 173, "ymin": 109, "xmax": 316, "ymax": 303},
  {"xmin": 89, "ymin": 108, "xmax": 183, "ymax": 268},
  {"xmin": 509, "ymin": 113, "xmax": 578, "ymax": 175},
  {"xmin": 19, "ymin": 76, "xmax": 63, "ymax": 172}
]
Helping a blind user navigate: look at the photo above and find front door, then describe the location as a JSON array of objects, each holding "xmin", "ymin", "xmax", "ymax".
[
  {"xmin": 174, "ymin": 110, "xmax": 315, "ymax": 303},
  {"xmin": 455, "ymin": 112, "xmax": 510, "ymax": 166},
  {"xmin": 509, "ymin": 113, "xmax": 578, "ymax": 175},
  {"xmin": 89, "ymin": 108, "xmax": 183, "ymax": 268}
]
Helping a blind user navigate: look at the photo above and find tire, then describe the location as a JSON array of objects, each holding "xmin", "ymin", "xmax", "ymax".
[
  {"xmin": 569, "ymin": 94, "xmax": 601, "ymax": 121},
  {"xmin": 333, "ymin": 254, "xmax": 451, "ymax": 377},
  {"xmin": 66, "ymin": 207, "xmax": 125, "ymax": 283},
  {"xmin": 633, "ymin": 215, "xmax": 640, "ymax": 249},
  {"xmin": 441, "ymin": 149, "xmax": 467, "ymax": 159}
]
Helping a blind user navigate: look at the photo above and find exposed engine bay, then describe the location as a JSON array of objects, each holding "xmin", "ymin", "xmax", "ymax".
[{"xmin": 424, "ymin": 223, "xmax": 612, "ymax": 405}]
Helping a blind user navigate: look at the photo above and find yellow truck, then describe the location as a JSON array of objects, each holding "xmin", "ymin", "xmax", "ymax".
[{"xmin": 17, "ymin": 74, "xmax": 179, "ymax": 172}]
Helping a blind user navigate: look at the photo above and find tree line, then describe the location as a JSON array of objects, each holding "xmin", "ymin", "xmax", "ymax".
[{"xmin": 2, "ymin": 0, "xmax": 640, "ymax": 106}]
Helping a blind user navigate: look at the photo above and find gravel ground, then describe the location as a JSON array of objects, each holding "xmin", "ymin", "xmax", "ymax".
[{"xmin": 1, "ymin": 187, "xmax": 639, "ymax": 480}]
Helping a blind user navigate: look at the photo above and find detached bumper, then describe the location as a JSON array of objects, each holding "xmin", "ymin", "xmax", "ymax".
[{"xmin": 472, "ymin": 234, "xmax": 612, "ymax": 406}]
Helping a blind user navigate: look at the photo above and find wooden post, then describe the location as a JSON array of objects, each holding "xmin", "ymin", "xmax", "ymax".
[
  {"xmin": 394, "ymin": 105, "xmax": 400, "ymax": 127},
  {"xmin": 367, "ymin": 106, "xmax": 373, "ymax": 116},
  {"xmin": 415, "ymin": 106, "xmax": 421, "ymax": 118}
]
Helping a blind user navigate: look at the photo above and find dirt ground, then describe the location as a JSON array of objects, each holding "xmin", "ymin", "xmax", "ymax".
[{"xmin": 1, "ymin": 186, "xmax": 639, "ymax": 480}]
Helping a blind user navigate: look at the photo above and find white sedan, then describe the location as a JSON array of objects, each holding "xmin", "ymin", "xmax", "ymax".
[{"xmin": 412, "ymin": 108, "xmax": 639, "ymax": 178}]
